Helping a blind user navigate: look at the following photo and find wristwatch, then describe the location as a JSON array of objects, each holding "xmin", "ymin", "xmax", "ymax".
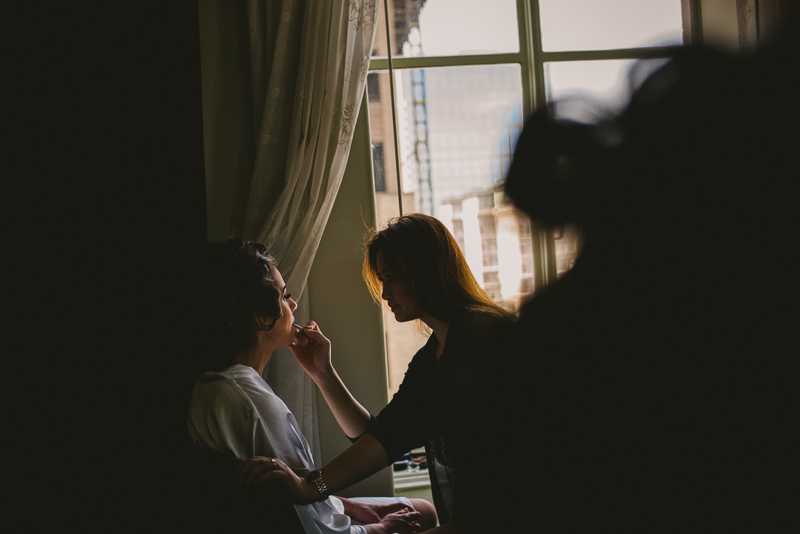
[{"xmin": 305, "ymin": 469, "xmax": 330, "ymax": 502}]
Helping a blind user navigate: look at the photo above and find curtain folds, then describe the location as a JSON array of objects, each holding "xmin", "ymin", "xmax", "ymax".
[{"xmin": 240, "ymin": 0, "xmax": 379, "ymax": 465}]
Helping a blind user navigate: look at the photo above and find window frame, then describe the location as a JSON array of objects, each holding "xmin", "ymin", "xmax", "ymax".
[{"xmin": 368, "ymin": 0, "xmax": 700, "ymax": 291}]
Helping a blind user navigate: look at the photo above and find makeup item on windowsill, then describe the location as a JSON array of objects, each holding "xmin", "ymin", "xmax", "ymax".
[{"xmin": 393, "ymin": 459, "xmax": 410, "ymax": 471}]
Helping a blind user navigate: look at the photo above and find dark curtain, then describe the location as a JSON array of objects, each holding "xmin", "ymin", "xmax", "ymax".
[{"xmin": 9, "ymin": 1, "xmax": 211, "ymax": 529}]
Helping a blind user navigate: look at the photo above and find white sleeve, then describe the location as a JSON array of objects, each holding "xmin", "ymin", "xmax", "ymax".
[
  {"xmin": 294, "ymin": 498, "xmax": 368, "ymax": 534},
  {"xmin": 329, "ymin": 496, "xmax": 345, "ymax": 515},
  {"xmin": 330, "ymin": 497, "xmax": 367, "ymax": 534},
  {"xmin": 189, "ymin": 377, "xmax": 367, "ymax": 534},
  {"xmin": 187, "ymin": 378, "xmax": 260, "ymax": 458},
  {"xmin": 328, "ymin": 497, "xmax": 367, "ymax": 534}
]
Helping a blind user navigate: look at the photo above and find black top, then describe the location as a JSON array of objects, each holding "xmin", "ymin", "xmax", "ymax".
[
  {"xmin": 360, "ymin": 311, "xmax": 503, "ymax": 523},
  {"xmin": 366, "ymin": 311, "xmax": 500, "ymax": 462}
]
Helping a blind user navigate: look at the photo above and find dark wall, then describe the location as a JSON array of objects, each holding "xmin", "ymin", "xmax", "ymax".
[{"xmin": 8, "ymin": 1, "xmax": 207, "ymax": 529}]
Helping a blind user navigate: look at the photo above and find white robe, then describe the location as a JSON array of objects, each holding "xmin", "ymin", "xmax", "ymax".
[{"xmin": 188, "ymin": 364, "xmax": 406, "ymax": 534}]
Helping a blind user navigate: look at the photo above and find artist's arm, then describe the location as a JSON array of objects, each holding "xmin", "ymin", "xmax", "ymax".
[
  {"xmin": 289, "ymin": 321, "xmax": 373, "ymax": 438},
  {"xmin": 235, "ymin": 432, "xmax": 389, "ymax": 504}
]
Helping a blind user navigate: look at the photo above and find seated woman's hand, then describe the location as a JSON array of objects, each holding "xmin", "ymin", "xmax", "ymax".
[
  {"xmin": 287, "ymin": 321, "xmax": 333, "ymax": 380},
  {"xmin": 363, "ymin": 509, "xmax": 422, "ymax": 534},
  {"xmin": 338, "ymin": 497, "xmax": 415, "ymax": 524},
  {"xmin": 234, "ymin": 456, "xmax": 319, "ymax": 505}
]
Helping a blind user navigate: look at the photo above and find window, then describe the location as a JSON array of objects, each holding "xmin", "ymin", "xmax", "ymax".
[
  {"xmin": 519, "ymin": 277, "xmax": 534, "ymax": 294},
  {"xmin": 366, "ymin": 0, "xmax": 692, "ymax": 397},
  {"xmin": 372, "ymin": 143, "xmax": 386, "ymax": 192},
  {"xmin": 367, "ymin": 72, "xmax": 381, "ymax": 102},
  {"xmin": 451, "ymin": 217, "xmax": 465, "ymax": 251},
  {"xmin": 479, "ymin": 215, "xmax": 498, "ymax": 267},
  {"xmin": 483, "ymin": 271, "xmax": 500, "ymax": 285},
  {"xmin": 494, "ymin": 99, "xmax": 524, "ymax": 183}
]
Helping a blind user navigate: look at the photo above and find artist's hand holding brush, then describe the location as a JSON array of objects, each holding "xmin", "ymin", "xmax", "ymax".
[
  {"xmin": 288, "ymin": 321, "xmax": 332, "ymax": 380},
  {"xmin": 288, "ymin": 320, "xmax": 373, "ymax": 438}
]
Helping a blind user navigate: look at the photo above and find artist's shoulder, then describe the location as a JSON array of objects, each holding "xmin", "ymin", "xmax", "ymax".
[{"xmin": 456, "ymin": 309, "xmax": 512, "ymax": 338}]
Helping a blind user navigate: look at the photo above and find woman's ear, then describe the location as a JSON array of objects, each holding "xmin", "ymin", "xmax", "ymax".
[{"xmin": 252, "ymin": 311, "xmax": 275, "ymax": 331}]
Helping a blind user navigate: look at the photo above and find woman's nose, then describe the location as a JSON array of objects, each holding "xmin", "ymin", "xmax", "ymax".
[
  {"xmin": 381, "ymin": 284, "xmax": 390, "ymax": 301},
  {"xmin": 289, "ymin": 298, "xmax": 297, "ymax": 311}
]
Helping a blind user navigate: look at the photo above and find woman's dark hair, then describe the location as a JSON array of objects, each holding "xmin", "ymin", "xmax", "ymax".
[
  {"xmin": 363, "ymin": 213, "xmax": 508, "ymax": 322},
  {"xmin": 199, "ymin": 239, "xmax": 282, "ymax": 372}
]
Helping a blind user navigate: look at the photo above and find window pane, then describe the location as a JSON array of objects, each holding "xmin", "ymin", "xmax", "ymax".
[
  {"xmin": 542, "ymin": 59, "xmax": 667, "ymax": 277},
  {"xmin": 367, "ymin": 71, "xmax": 429, "ymax": 399},
  {"xmin": 538, "ymin": 0, "xmax": 683, "ymax": 52},
  {"xmin": 371, "ymin": 0, "xmax": 519, "ymax": 58},
  {"xmin": 398, "ymin": 65, "xmax": 523, "ymax": 211},
  {"xmin": 555, "ymin": 225, "xmax": 583, "ymax": 279},
  {"xmin": 544, "ymin": 61, "xmax": 629, "ymax": 277},
  {"xmin": 544, "ymin": 58, "xmax": 669, "ymax": 114},
  {"xmin": 366, "ymin": 71, "xmax": 413, "ymax": 228},
  {"xmin": 372, "ymin": 143, "xmax": 386, "ymax": 192},
  {"xmin": 368, "ymin": 64, "xmax": 537, "ymax": 396}
]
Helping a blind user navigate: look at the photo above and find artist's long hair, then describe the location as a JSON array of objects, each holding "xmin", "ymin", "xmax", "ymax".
[{"xmin": 363, "ymin": 213, "xmax": 508, "ymax": 322}]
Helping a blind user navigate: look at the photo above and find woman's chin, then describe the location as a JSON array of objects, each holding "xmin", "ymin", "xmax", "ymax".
[{"xmin": 392, "ymin": 312, "xmax": 410, "ymax": 323}]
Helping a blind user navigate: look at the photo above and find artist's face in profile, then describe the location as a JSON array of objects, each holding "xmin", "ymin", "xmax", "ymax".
[
  {"xmin": 272, "ymin": 268, "xmax": 297, "ymax": 345},
  {"xmin": 376, "ymin": 250, "xmax": 421, "ymax": 323}
]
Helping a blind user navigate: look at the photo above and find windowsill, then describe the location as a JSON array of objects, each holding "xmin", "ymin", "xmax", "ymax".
[
  {"xmin": 392, "ymin": 447, "xmax": 431, "ymax": 494},
  {"xmin": 393, "ymin": 467, "xmax": 431, "ymax": 491}
]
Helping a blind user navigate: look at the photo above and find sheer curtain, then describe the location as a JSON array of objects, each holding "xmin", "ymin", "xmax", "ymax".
[{"xmin": 241, "ymin": 0, "xmax": 379, "ymax": 465}]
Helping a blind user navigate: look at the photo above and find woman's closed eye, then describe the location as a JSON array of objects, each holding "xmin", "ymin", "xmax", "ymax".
[{"xmin": 284, "ymin": 293, "xmax": 292, "ymax": 300}]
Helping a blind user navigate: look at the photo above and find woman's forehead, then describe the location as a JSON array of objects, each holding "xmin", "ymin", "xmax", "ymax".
[
  {"xmin": 273, "ymin": 268, "xmax": 285, "ymax": 287},
  {"xmin": 375, "ymin": 250, "xmax": 396, "ymax": 272}
]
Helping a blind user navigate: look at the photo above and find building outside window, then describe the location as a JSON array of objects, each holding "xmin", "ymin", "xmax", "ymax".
[
  {"xmin": 367, "ymin": 72, "xmax": 381, "ymax": 102},
  {"xmin": 372, "ymin": 142, "xmax": 386, "ymax": 192}
]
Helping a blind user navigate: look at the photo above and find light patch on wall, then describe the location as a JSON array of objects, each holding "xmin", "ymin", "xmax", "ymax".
[
  {"xmin": 461, "ymin": 197, "xmax": 483, "ymax": 285},
  {"xmin": 497, "ymin": 219, "xmax": 523, "ymax": 300}
]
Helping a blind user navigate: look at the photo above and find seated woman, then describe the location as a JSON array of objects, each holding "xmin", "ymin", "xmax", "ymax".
[{"xmin": 188, "ymin": 239, "xmax": 435, "ymax": 534}]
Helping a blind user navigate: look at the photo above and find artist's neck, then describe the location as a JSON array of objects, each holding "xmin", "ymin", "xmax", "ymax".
[{"xmin": 422, "ymin": 315, "xmax": 449, "ymax": 360}]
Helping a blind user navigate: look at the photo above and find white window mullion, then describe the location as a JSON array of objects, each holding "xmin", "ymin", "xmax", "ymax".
[
  {"xmin": 516, "ymin": 0, "xmax": 536, "ymax": 118},
  {"xmin": 369, "ymin": 53, "xmax": 522, "ymax": 71},
  {"xmin": 525, "ymin": 0, "xmax": 559, "ymax": 291},
  {"xmin": 540, "ymin": 46, "xmax": 683, "ymax": 63}
]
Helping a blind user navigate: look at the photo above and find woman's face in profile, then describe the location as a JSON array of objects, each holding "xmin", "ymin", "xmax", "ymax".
[
  {"xmin": 376, "ymin": 250, "xmax": 421, "ymax": 323},
  {"xmin": 271, "ymin": 268, "xmax": 297, "ymax": 346}
]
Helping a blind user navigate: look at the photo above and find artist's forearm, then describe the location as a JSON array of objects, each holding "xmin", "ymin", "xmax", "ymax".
[
  {"xmin": 318, "ymin": 433, "xmax": 388, "ymax": 495},
  {"xmin": 314, "ymin": 368, "xmax": 373, "ymax": 438}
]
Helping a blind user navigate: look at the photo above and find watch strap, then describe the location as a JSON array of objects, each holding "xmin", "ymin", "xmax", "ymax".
[{"xmin": 305, "ymin": 469, "xmax": 329, "ymax": 502}]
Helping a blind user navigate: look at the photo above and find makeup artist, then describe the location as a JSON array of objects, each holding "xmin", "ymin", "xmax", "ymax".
[{"xmin": 238, "ymin": 214, "xmax": 511, "ymax": 532}]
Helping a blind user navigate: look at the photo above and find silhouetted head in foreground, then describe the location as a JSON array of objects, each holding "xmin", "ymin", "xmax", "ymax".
[{"xmin": 458, "ymin": 32, "xmax": 799, "ymax": 533}]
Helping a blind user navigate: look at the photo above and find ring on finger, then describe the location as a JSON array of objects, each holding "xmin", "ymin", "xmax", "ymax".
[{"xmin": 271, "ymin": 458, "xmax": 277, "ymax": 467}]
